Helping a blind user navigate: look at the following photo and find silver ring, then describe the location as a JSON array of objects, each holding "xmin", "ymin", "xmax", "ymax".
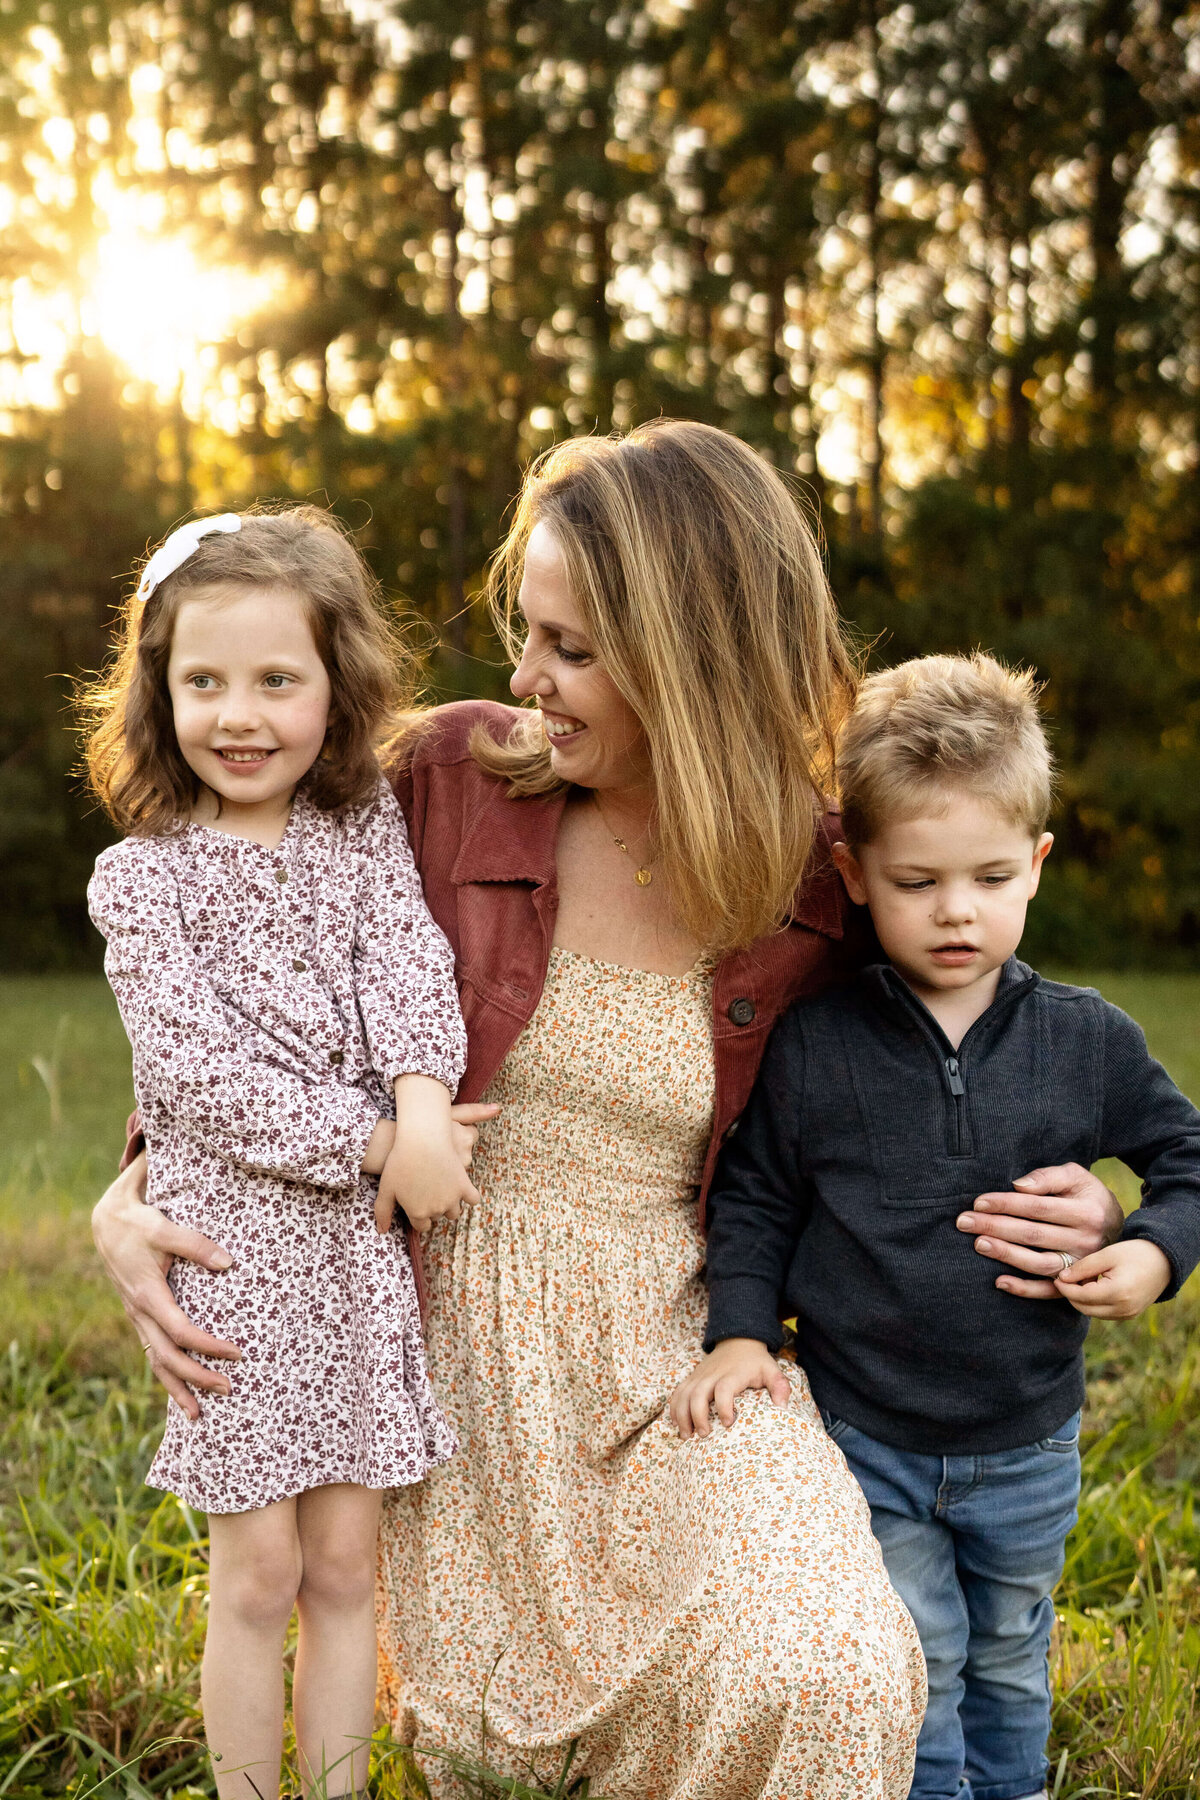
[{"xmin": 1056, "ymin": 1252, "xmax": 1077, "ymax": 1272}]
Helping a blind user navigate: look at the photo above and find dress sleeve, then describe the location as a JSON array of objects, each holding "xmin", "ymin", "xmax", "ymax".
[
  {"xmin": 89, "ymin": 843, "xmax": 378, "ymax": 1190},
  {"xmin": 351, "ymin": 782, "xmax": 467, "ymax": 1095}
]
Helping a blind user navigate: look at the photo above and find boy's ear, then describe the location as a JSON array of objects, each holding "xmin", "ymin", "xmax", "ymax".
[
  {"xmin": 832, "ymin": 840, "xmax": 869, "ymax": 906},
  {"xmin": 1028, "ymin": 832, "xmax": 1053, "ymax": 894}
]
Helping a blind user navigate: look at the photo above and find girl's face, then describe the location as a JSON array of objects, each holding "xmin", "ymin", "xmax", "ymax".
[
  {"xmin": 167, "ymin": 585, "xmax": 332, "ymax": 822},
  {"xmin": 508, "ymin": 522, "xmax": 649, "ymax": 795}
]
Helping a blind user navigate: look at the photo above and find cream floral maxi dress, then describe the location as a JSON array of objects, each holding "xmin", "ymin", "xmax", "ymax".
[{"xmin": 378, "ymin": 948, "xmax": 925, "ymax": 1799}]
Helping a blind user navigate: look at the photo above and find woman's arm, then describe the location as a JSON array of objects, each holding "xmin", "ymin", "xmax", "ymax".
[
  {"xmin": 95, "ymin": 1105, "xmax": 499, "ymax": 1411},
  {"xmin": 956, "ymin": 1162, "xmax": 1125, "ymax": 1297},
  {"xmin": 92, "ymin": 1153, "xmax": 242, "ymax": 1418}
]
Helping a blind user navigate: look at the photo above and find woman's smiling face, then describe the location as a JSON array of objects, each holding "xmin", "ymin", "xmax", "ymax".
[{"xmin": 509, "ymin": 522, "xmax": 649, "ymax": 795}]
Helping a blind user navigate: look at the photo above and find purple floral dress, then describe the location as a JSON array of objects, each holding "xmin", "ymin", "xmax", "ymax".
[{"xmin": 88, "ymin": 779, "xmax": 466, "ymax": 1514}]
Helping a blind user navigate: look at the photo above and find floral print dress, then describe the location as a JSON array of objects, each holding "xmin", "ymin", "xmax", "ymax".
[
  {"xmin": 377, "ymin": 946, "xmax": 925, "ymax": 1800},
  {"xmin": 88, "ymin": 780, "xmax": 466, "ymax": 1513}
]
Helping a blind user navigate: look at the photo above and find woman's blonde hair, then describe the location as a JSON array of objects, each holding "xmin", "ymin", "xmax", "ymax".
[
  {"xmin": 80, "ymin": 506, "xmax": 418, "ymax": 836},
  {"xmin": 475, "ymin": 420, "xmax": 858, "ymax": 951},
  {"xmin": 837, "ymin": 652, "xmax": 1054, "ymax": 846}
]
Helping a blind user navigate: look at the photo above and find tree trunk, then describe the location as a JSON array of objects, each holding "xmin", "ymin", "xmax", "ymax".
[
  {"xmin": 766, "ymin": 260, "xmax": 791, "ymax": 469},
  {"xmin": 790, "ymin": 287, "xmax": 826, "ymax": 514},
  {"xmin": 862, "ymin": 1, "xmax": 885, "ymax": 546},
  {"xmin": 1005, "ymin": 231, "xmax": 1033, "ymax": 514},
  {"xmin": 172, "ymin": 374, "xmax": 192, "ymax": 520},
  {"xmin": 590, "ymin": 195, "xmax": 614, "ymax": 434},
  {"xmin": 442, "ymin": 180, "xmax": 468, "ymax": 653},
  {"xmin": 1087, "ymin": 0, "xmax": 1134, "ymax": 419}
]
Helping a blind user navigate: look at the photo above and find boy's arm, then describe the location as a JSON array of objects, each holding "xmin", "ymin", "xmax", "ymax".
[
  {"xmin": 1094, "ymin": 1003, "xmax": 1200, "ymax": 1299},
  {"xmin": 703, "ymin": 1015, "xmax": 812, "ymax": 1353}
]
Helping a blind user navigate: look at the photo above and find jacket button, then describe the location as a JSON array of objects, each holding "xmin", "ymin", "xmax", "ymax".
[
  {"xmin": 292, "ymin": 959, "xmax": 308, "ymax": 973},
  {"xmin": 274, "ymin": 868, "xmax": 288, "ymax": 885},
  {"xmin": 727, "ymin": 997, "xmax": 756, "ymax": 1026},
  {"xmin": 328, "ymin": 1050, "xmax": 344, "ymax": 1066}
]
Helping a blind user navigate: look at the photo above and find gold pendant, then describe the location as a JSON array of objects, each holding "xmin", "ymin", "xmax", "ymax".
[{"xmin": 635, "ymin": 867, "xmax": 653, "ymax": 887}]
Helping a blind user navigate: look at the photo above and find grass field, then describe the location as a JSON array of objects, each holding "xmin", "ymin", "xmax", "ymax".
[{"xmin": 3, "ymin": 973, "xmax": 1199, "ymax": 1799}]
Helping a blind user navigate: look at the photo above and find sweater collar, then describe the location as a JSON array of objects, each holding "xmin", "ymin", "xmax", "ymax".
[{"xmin": 864, "ymin": 955, "xmax": 1039, "ymax": 1033}]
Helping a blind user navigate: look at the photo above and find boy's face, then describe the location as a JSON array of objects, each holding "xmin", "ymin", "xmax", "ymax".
[{"xmin": 833, "ymin": 790, "xmax": 1053, "ymax": 1005}]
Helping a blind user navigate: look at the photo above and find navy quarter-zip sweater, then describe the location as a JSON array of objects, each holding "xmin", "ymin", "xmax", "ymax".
[{"xmin": 704, "ymin": 958, "xmax": 1200, "ymax": 1454}]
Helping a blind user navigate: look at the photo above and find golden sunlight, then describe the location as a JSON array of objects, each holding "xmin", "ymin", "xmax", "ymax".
[{"xmin": 85, "ymin": 224, "xmax": 269, "ymax": 398}]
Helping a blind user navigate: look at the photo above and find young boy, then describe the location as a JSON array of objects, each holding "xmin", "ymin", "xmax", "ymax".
[{"xmin": 672, "ymin": 653, "xmax": 1200, "ymax": 1800}]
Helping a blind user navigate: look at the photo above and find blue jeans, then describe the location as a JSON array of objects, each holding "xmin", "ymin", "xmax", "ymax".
[{"xmin": 820, "ymin": 1409, "xmax": 1082, "ymax": 1800}]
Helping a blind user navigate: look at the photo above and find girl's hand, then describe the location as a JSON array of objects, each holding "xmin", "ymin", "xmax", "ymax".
[
  {"xmin": 91, "ymin": 1151, "xmax": 242, "ymax": 1418},
  {"xmin": 365, "ymin": 1102, "xmax": 499, "ymax": 1181},
  {"xmin": 1054, "ymin": 1238, "xmax": 1172, "ymax": 1319},
  {"xmin": 669, "ymin": 1338, "xmax": 790, "ymax": 1440},
  {"xmin": 374, "ymin": 1076, "xmax": 482, "ymax": 1235}
]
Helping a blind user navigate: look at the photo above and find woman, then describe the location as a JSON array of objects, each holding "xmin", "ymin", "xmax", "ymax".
[{"xmin": 94, "ymin": 421, "xmax": 1122, "ymax": 1800}]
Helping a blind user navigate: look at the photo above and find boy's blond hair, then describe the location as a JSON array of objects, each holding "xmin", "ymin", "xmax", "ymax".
[{"xmin": 838, "ymin": 652, "xmax": 1053, "ymax": 846}]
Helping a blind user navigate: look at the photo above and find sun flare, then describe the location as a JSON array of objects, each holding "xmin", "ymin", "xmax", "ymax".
[{"xmin": 84, "ymin": 226, "xmax": 269, "ymax": 396}]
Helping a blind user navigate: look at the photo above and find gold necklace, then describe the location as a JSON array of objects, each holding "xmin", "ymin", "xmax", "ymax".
[{"xmin": 592, "ymin": 791, "xmax": 656, "ymax": 887}]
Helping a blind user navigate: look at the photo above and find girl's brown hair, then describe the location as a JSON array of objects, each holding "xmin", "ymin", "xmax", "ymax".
[
  {"xmin": 80, "ymin": 506, "xmax": 417, "ymax": 835},
  {"xmin": 475, "ymin": 420, "xmax": 859, "ymax": 952}
]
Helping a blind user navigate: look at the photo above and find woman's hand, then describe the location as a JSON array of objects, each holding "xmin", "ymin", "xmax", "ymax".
[
  {"xmin": 669, "ymin": 1338, "xmax": 790, "ymax": 1439},
  {"xmin": 956, "ymin": 1162, "xmax": 1125, "ymax": 1298},
  {"xmin": 91, "ymin": 1151, "xmax": 242, "ymax": 1418},
  {"xmin": 450, "ymin": 1101, "xmax": 500, "ymax": 1172}
]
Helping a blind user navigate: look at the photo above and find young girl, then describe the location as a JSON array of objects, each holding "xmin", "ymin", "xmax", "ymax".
[{"xmin": 82, "ymin": 508, "xmax": 469, "ymax": 1800}]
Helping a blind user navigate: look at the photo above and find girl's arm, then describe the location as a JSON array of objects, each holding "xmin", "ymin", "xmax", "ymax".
[
  {"xmin": 351, "ymin": 783, "xmax": 468, "ymax": 1098},
  {"xmin": 373, "ymin": 1074, "xmax": 479, "ymax": 1236},
  {"xmin": 90, "ymin": 843, "xmax": 380, "ymax": 1190}
]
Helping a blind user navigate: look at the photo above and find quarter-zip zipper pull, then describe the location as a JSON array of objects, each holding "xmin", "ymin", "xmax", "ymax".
[{"xmin": 945, "ymin": 1057, "xmax": 965, "ymax": 1096}]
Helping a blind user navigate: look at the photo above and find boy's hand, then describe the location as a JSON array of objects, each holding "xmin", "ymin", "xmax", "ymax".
[
  {"xmin": 1054, "ymin": 1239, "xmax": 1172, "ymax": 1319},
  {"xmin": 375, "ymin": 1076, "xmax": 481, "ymax": 1235},
  {"xmin": 669, "ymin": 1338, "xmax": 790, "ymax": 1439}
]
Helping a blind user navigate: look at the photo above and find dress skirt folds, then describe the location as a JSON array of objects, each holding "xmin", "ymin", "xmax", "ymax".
[{"xmin": 377, "ymin": 947, "xmax": 925, "ymax": 1800}]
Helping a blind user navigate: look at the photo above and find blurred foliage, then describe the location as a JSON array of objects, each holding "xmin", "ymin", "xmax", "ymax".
[{"xmin": 1, "ymin": 0, "xmax": 1198, "ymax": 966}]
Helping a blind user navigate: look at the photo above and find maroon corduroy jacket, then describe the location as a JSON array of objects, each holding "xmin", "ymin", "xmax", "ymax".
[
  {"xmin": 121, "ymin": 700, "xmax": 864, "ymax": 1299},
  {"xmin": 399, "ymin": 701, "xmax": 861, "ymax": 1217}
]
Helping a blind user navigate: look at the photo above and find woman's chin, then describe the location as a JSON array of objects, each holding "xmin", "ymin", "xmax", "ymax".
[{"xmin": 546, "ymin": 731, "xmax": 590, "ymax": 773}]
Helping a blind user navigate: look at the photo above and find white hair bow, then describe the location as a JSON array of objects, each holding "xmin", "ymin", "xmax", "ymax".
[{"xmin": 136, "ymin": 513, "xmax": 242, "ymax": 603}]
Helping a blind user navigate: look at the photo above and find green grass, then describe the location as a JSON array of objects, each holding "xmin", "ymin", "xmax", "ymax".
[
  {"xmin": 2, "ymin": 974, "xmax": 1199, "ymax": 1798},
  {"xmin": 0, "ymin": 976, "xmax": 135, "ymax": 1225}
]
